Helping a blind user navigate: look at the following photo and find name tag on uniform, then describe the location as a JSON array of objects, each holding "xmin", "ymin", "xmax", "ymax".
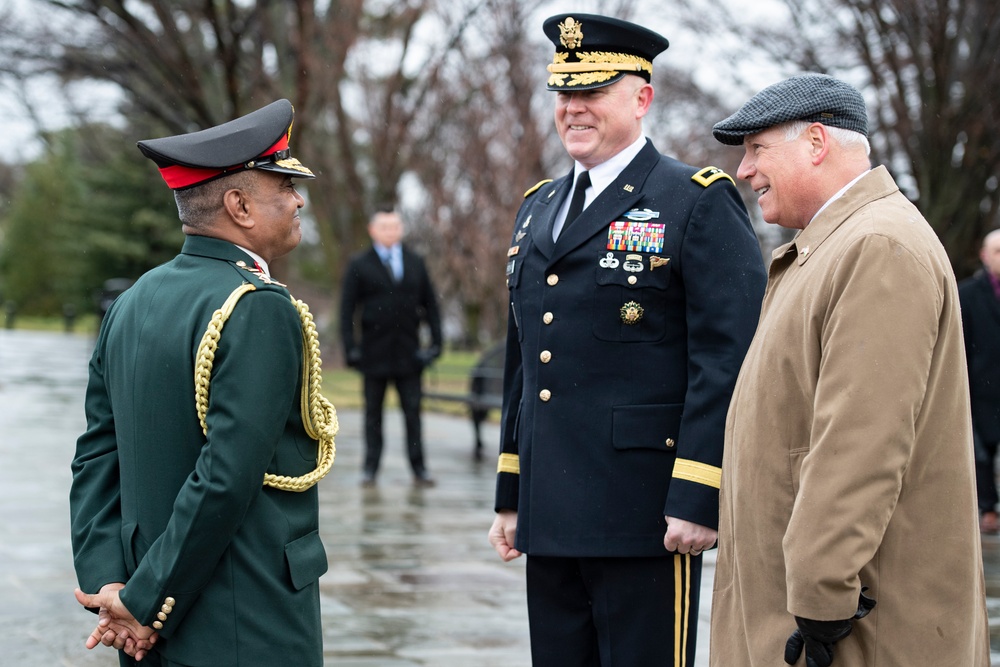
[{"xmin": 607, "ymin": 221, "xmax": 665, "ymax": 253}]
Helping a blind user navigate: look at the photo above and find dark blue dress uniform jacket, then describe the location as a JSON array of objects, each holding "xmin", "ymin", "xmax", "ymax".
[
  {"xmin": 70, "ymin": 235, "xmax": 326, "ymax": 666},
  {"xmin": 495, "ymin": 140, "xmax": 767, "ymax": 557}
]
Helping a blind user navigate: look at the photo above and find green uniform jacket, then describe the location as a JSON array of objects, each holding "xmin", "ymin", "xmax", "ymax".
[{"xmin": 70, "ymin": 235, "xmax": 327, "ymax": 667}]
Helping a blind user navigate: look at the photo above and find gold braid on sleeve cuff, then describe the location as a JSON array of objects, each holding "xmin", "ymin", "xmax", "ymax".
[
  {"xmin": 497, "ymin": 453, "xmax": 520, "ymax": 475},
  {"xmin": 672, "ymin": 458, "xmax": 721, "ymax": 489}
]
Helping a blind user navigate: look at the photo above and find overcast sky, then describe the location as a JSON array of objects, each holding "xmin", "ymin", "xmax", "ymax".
[{"xmin": 0, "ymin": 0, "xmax": 786, "ymax": 163}]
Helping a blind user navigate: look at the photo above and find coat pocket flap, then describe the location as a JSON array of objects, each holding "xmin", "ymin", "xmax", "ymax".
[
  {"xmin": 285, "ymin": 530, "xmax": 328, "ymax": 591},
  {"xmin": 612, "ymin": 403, "xmax": 683, "ymax": 451}
]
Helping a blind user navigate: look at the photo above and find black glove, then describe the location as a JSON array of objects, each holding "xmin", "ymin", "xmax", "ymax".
[
  {"xmin": 416, "ymin": 346, "xmax": 441, "ymax": 367},
  {"xmin": 784, "ymin": 588, "xmax": 876, "ymax": 667},
  {"xmin": 345, "ymin": 348, "xmax": 362, "ymax": 368}
]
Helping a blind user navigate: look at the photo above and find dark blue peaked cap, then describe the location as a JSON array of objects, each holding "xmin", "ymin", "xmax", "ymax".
[
  {"xmin": 543, "ymin": 14, "xmax": 669, "ymax": 91},
  {"xmin": 713, "ymin": 74, "xmax": 869, "ymax": 145},
  {"xmin": 137, "ymin": 99, "xmax": 315, "ymax": 190}
]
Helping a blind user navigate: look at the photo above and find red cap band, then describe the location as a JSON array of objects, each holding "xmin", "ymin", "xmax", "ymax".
[{"xmin": 157, "ymin": 134, "xmax": 290, "ymax": 190}]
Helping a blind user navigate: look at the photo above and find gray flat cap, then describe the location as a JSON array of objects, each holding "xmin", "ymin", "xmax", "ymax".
[{"xmin": 713, "ymin": 74, "xmax": 868, "ymax": 145}]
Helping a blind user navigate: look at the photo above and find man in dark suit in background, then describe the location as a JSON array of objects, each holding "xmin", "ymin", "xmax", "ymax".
[
  {"xmin": 70, "ymin": 99, "xmax": 335, "ymax": 666},
  {"xmin": 487, "ymin": 13, "xmax": 766, "ymax": 666},
  {"xmin": 960, "ymin": 229, "xmax": 1000, "ymax": 533},
  {"xmin": 340, "ymin": 206, "xmax": 443, "ymax": 487}
]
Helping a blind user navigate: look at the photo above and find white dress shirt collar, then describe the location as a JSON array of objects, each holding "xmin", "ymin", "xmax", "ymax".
[
  {"xmin": 580, "ymin": 134, "xmax": 648, "ymax": 199},
  {"xmin": 373, "ymin": 242, "xmax": 399, "ymax": 259},
  {"xmin": 809, "ymin": 169, "xmax": 871, "ymax": 226},
  {"xmin": 553, "ymin": 135, "xmax": 648, "ymax": 241}
]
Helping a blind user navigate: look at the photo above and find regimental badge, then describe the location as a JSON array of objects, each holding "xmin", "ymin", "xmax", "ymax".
[
  {"xmin": 607, "ymin": 221, "xmax": 665, "ymax": 253},
  {"xmin": 235, "ymin": 260, "xmax": 286, "ymax": 286},
  {"xmin": 650, "ymin": 256, "xmax": 669, "ymax": 271},
  {"xmin": 620, "ymin": 300, "xmax": 644, "ymax": 325},
  {"xmin": 558, "ymin": 17, "xmax": 584, "ymax": 49},
  {"xmin": 515, "ymin": 231, "xmax": 526, "ymax": 242},
  {"xmin": 523, "ymin": 215, "xmax": 532, "ymax": 228},
  {"xmin": 507, "ymin": 246, "xmax": 520, "ymax": 257}
]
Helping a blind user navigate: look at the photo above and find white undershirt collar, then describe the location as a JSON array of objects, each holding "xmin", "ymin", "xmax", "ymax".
[
  {"xmin": 809, "ymin": 169, "xmax": 870, "ymax": 226},
  {"xmin": 235, "ymin": 244, "xmax": 270, "ymax": 277},
  {"xmin": 553, "ymin": 134, "xmax": 647, "ymax": 241}
]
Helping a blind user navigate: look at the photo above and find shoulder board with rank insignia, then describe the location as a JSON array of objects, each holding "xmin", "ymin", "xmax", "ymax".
[
  {"xmin": 524, "ymin": 179, "xmax": 553, "ymax": 198},
  {"xmin": 692, "ymin": 166, "xmax": 735, "ymax": 187}
]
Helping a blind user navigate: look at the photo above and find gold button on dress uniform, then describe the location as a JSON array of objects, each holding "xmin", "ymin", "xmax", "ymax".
[
  {"xmin": 543, "ymin": 312, "xmax": 554, "ymax": 324},
  {"xmin": 540, "ymin": 350, "xmax": 552, "ymax": 363},
  {"xmin": 152, "ymin": 595, "xmax": 176, "ymax": 629},
  {"xmin": 547, "ymin": 274, "xmax": 559, "ymax": 286},
  {"xmin": 539, "ymin": 389, "xmax": 552, "ymax": 402}
]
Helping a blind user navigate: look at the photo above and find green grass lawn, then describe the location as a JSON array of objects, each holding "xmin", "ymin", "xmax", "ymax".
[
  {"xmin": 326, "ymin": 350, "xmax": 490, "ymax": 418},
  {"xmin": 2, "ymin": 313, "xmax": 102, "ymax": 334}
]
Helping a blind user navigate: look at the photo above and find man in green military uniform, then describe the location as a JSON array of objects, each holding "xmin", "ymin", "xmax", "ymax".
[{"xmin": 70, "ymin": 99, "xmax": 337, "ymax": 666}]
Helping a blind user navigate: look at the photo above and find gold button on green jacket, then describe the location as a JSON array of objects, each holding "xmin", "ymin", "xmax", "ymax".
[{"xmin": 70, "ymin": 234, "xmax": 327, "ymax": 667}]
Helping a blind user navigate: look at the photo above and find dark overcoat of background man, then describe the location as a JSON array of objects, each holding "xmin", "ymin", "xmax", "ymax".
[{"xmin": 340, "ymin": 206, "xmax": 442, "ymax": 487}]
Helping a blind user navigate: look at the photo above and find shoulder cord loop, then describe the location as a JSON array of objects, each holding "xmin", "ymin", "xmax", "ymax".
[{"xmin": 194, "ymin": 283, "xmax": 338, "ymax": 492}]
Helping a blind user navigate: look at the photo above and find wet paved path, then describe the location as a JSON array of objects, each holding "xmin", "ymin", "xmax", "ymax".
[
  {"xmin": 0, "ymin": 329, "xmax": 709, "ymax": 666},
  {"xmin": 2, "ymin": 328, "xmax": 996, "ymax": 665}
]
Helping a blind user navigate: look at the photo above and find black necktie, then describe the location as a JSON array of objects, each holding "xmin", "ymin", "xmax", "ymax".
[{"xmin": 563, "ymin": 171, "xmax": 591, "ymax": 230}]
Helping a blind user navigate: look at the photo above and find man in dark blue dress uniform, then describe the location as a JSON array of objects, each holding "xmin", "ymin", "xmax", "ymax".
[
  {"xmin": 70, "ymin": 99, "xmax": 336, "ymax": 666},
  {"xmin": 487, "ymin": 14, "xmax": 767, "ymax": 666}
]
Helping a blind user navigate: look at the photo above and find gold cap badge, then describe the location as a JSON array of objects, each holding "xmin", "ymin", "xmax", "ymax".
[{"xmin": 558, "ymin": 17, "xmax": 584, "ymax": 49}]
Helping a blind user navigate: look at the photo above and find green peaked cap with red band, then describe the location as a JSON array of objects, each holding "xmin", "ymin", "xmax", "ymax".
[{"xmin": 137, "ymin": 99, "xmax": 315, "ymax": 190}]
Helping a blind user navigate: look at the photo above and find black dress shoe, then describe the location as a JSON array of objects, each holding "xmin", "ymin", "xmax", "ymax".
[{"xmin": 413, "ymin": 473, "xmax": 436, "ymax": 488}]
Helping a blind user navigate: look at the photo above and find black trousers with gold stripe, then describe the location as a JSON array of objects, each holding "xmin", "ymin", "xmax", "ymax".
[{"xmin": 526, "ymin": 554, "xmax": 701, "ymax": 667}]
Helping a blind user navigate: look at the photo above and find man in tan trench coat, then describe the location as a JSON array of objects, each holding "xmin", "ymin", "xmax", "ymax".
[{"xmin": 709, "ymin": 74, "xmax": 990, "ymax": 666}]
